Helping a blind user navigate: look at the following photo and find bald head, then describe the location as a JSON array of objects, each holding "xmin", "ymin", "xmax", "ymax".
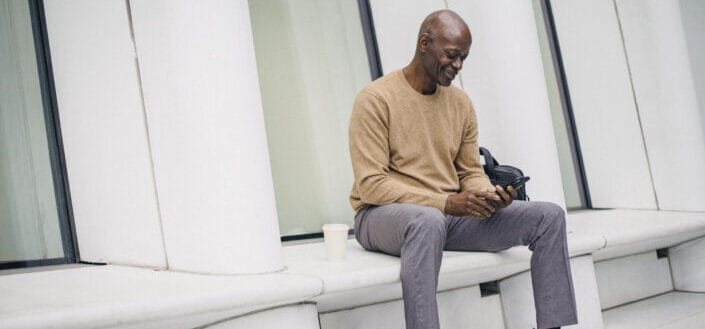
[
  {"xmin": 417, "ymin": 10, "xmax": 470, "ymax": 49},
  {"xmin": 404, "ymin": 9, "xmax": 471, "ymax": 93}
]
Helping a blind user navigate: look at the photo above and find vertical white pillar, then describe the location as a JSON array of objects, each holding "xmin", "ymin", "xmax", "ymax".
[
  {"xmin": 448, "ymin": 0, "xmax": 567, "ymax": 206},
  {"xmin": 679, "ymin": 0, "xmax": 705, "ymax": 136},
  {"xmin": 615, "ymin": 0, "xmax": 705, "ymax": 211},
  {"xmin": 43, "ymin": 0, "xmax": 167, "ymax": 268},
  {"xmin": 550, "ymin": 0, "xmax": 657, "ymax": 209},
  {"xmin": 129, "ymin": 0, "xmax": 283, "ymax": 274}
]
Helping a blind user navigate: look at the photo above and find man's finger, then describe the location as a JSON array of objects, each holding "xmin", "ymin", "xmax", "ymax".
[
  {"xmin": 465, "ymin": 192, "xmax": 492, "ymax": 213},
  {"xmin": 478, "ymin": 189, "xmax": 501, "ymax": 201},
  {"xmin": 467, "ymin": 200, "xmax": 491, "ymax": 218},
  {"xmin": 507, "ymin": 186, "xmax": 518, "ymax": 199},
  {"xmin": 495, "ymin": 185, "xmax": 512, "ymax": 203},
  {"xmin": 488, "ymin": 199, "xmax": 502, "ymax": 210},
  {"xmin": 470, "ymin": 194, "xmax": 496, "ymax": 213},
  {"xmin": 475, "ymin": 191, "xmax": 499, "ymax": 209},
  {"xmin": 466, "ymin": 205, "xmax": 485, "ymax": 218},
  {"xmin": 469, "ymin": 209, "xmax": 484, "ymax": 218}
]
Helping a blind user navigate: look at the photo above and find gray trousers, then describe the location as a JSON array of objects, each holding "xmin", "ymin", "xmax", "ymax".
[{"xmin": 354, "ymin": 201, "xmax": 578, "ymax": 329}]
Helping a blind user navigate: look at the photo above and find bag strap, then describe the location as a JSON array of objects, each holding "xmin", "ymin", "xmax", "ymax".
[{"xmin": 479, "ymin": 146, "xmax": 498, "ymax": 171}]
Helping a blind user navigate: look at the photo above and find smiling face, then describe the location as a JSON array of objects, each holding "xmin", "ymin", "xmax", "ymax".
[{"xmin": 417, "ymin": 13, "xmax": 472, "ymax": 87}]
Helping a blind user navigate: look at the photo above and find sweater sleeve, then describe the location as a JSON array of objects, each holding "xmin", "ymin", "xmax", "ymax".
[
  {"xmin": 455, "ymin": 98, "xmax": 494, "ymax": 192},
  {"xmin": 349, "ymin": 90, "xmax": 449, "ymax": 211}
]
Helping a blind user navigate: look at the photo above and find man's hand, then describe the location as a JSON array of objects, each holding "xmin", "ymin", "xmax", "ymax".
[
  {"xmin": 493, "ymin": 185, "xmax": 517, "ymax": 210},
  {"xmin": 445, "ymin": 188, "xmax": 501, "ymax": 218}
]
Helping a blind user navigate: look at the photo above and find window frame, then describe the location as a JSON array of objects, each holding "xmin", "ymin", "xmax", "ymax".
[
  {"xmin": 357, "ymin": 0, "xmax": 383, "ymax": 80},
  {"xmin": 538, "ymin": 0, "xmax": 593, "ymax": 210}
]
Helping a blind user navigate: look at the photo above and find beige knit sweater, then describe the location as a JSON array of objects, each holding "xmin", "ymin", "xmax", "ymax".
[{"xmin": 349, "ymin": 70, "xmax": 493, "ymax": 213}]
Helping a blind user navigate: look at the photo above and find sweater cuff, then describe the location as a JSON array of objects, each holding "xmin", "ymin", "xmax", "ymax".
[
  {"xmin": 431, "ymin": 194, "xmax": 449, "ymax": 213},
  {"xmin": 461, "ymin": 177, "xmax": 495, "ymax": 193}
]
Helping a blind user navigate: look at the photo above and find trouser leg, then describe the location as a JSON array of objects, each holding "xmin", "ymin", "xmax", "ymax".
[
  {"xmin": 444, "ymin": 201, "xmax": 577, "ymax": 329},
  {"xmin": 354, "ymin": 203, "xmax": 447, "ymax": 329}
]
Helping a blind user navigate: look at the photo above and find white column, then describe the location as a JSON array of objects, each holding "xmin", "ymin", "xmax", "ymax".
[
  {"xmin": 679, "ymin": 0, "xmax": 705, "ymax": 136},
  {"xmin": 43, "ymin": 0, "xmax": 167, "ymax": 268},
  {"xmin": 615, "ymin": 0, "xmax": 705, "ymax": 211},
  {"xmin": 448, "ymin": 0, "xmax": 567, "ymax": 206},
  {"xmin": 550, "ymin": 0, "xmax": 657, "ymax": 209},
  {"xmin": 128, "ymin": 0, "xmax": 283, "ymax": 274}
]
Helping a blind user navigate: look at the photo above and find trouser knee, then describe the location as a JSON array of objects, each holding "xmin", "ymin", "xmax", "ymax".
[
  {"xmin": 527, "ymin": 202, "xmax": 566, "ymax": 250},
  {"xmin": 405, "ymin": 205, "xmax": 447, "ymax": 242},
  {"xmin": 538, "ymin": 202, "xmax": 566, "ymax": 229}
]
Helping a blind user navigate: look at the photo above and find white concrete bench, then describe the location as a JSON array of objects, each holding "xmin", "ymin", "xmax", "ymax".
[
  {"xmin": 281, "ymin": 230, "xmax": 606, "ymax": 329},
  {"xmin": 567, "ymin": 209, "xmax": 705, "ymax": 305},
  {"xmin": 0, "ymin": 265, "xmax": 322, "ymax": 329},
  {"xmin": 567, "ymin": 209, "xmax": 705, "ymax": 261},
  {"xmin": 568, "ymin": 209, "xmax": 705, "ymax": 329},
  {"xmin": 2, "ymin": 209, "xmax": 703, "ymax": 329},
  {"xmin": 281, "ymin": 209, "xmax": 705, "ymax": 329}
]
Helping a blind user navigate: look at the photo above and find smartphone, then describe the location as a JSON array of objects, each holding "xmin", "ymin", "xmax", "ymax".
[{"xmin": 504, "ymin": 176, "xmax": 530, "ymax": 190}]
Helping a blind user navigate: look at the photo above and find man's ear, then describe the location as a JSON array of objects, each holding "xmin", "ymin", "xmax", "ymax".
[{"xmin": 419, "ymin": 33, "xmax": 432, "ymax": 53}]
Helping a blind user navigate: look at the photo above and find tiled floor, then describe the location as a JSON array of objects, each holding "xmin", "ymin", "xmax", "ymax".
[{"xmin": 603, "ymin": 292, "xmax": 705, "ymax": 329}]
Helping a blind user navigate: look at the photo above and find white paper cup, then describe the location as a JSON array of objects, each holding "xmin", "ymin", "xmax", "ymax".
[{"xmin": 322, "ymin": 223, "xmax": 350, "ymax": 261}]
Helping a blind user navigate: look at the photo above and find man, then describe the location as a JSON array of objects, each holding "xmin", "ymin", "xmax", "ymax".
[{"xmin": 348, "ymin": 9, "xmax": 577, "ymax": 329}]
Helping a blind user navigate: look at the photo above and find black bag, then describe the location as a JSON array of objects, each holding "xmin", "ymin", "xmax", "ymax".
[{"xmin": 479, "ymin": 147, "xmax": 529, "ymax": 201}]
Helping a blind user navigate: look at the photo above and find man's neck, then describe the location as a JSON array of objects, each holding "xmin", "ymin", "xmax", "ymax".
[{"xmin": 402, "ymin": 62, "xmax": 437, "ymax": 95}]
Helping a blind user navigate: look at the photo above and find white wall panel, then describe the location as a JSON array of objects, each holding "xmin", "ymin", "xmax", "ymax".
[
  {"xmin": 679, "ymin": 0, "xmax": 705, "ymax": 137},
  {"xmin": 551, "ymin": 0, "xmax": 656, "ymax": 209},
  {"xmin": 129, "ymin": 0, "xmax": 283, "ymax": 274},
  {"xmin": 670, "ymin": 236, "xmax": 705, "ymax": 292},
  {"xmin": 369, "ymin": 0, "xmax": 445, "ymax": 74},
  {"xmin": 615, "ymin": 0, "xmax": 705, "ymax": 211},
  {"xmin": 594, "ymin": 251, "xmax": 673, "ymax": 309},
  {"xmin": 449, "ymin": 0, "xmax": 566, "ymax": 206},
  {"xmin": 43, "ymin": 0, "xmax": 166, "ymax": 267}
]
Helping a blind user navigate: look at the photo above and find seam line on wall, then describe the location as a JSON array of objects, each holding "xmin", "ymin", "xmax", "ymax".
[
  {"xmin": 125, "ymin": 0, "xmax": 170, "ymax": 268},
  {"xmin": 613, "ymin": 0, "xmax": 660, "ymax": 210}
]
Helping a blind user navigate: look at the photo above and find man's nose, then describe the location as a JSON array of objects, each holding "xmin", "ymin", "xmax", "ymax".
[{"xmin": 452, "ymin": 57, "xmax": 463, "ymax": 71}]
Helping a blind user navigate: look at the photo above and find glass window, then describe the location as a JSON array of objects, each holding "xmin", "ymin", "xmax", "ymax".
[
  {"xmin": 1, "ymin": 0, "xmax": 73, "ymax": 269},
  {"xmin": 532, "ymin": 0, "xmax": 590, "ymax": 209},
  {"xmin": 249, "ymin": 0, "xmax": 372, "ymax": 236}
]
